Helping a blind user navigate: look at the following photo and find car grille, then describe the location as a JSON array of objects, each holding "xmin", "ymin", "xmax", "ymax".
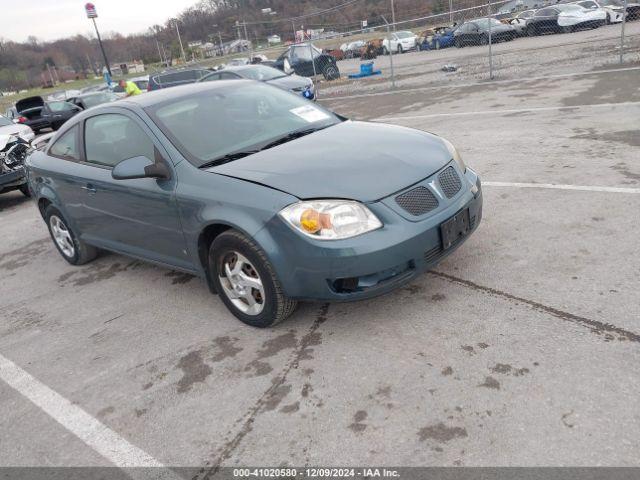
[
  {"xmin": 395, "ymin": 186, "xmax": 439, "ymax": 216},
  {"xmin": 438, "ymin": 166, "xmax": 462, "ymax": 198}
]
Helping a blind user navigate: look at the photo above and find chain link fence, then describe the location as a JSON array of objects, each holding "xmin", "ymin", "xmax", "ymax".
[{"xmin": 170, "ymin": 0, "xmax": 638, "ymax": 100}]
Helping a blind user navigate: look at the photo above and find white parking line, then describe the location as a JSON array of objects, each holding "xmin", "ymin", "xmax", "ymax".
[
  {"xmin": 484, "ymin": 181, "xmax": 640, "ymax": 194},
  {"xmin": 0, "ymin": 353, "xmax": 164, "ymax": 468},
  {"xmin": 372, "ymin": 100, "xmax": 640, "ymax": 121},
  {"xmin": 324, "ymin": 66, "xmax": 640, "ymax": 101}
]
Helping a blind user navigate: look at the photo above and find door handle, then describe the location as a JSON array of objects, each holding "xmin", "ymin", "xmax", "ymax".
[{"xmin": 81, "ymin": 185, "xmax": 97, "ymax": 194}]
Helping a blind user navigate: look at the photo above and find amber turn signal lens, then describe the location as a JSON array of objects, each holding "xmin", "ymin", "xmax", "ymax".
[{"xmin": 300, "ymin": 209, "xmax": 321, "ymax": 233}]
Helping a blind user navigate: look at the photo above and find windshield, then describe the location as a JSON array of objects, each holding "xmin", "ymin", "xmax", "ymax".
[
  {"xmin": 236, "ymin": 65, "xmax": 286, "ymax": 81},
  {"xmin": 598, "ymin": 0, "xmax": 622, "ymax": 5},
  {"xmin": 148, "ymin": 82, "xmax": 340, "ymax": 167},
  {"xmin": 395, "ymin": 31, "xmax": 414, "ymax": 39},
  {"xmin": 475, "ymin": 18, "xmax": 504, "ymax": 28}
]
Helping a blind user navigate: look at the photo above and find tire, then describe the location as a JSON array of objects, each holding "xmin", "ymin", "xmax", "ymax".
[
  {"xmin": 18, "ymin": 184, "xmax": 31, "ymax": 197},
  {"xmin": 397, "ymin": 45, "xmax": 403, "ymax": 54},
  {"xmin": 209, "ymin": 230, "xmax": 297, "ymax": 328},
  {"xmin": 322, "ymin": 64, "xmax": 340, "ymax": 80},
  {"xmin": 562, "ymin": 25, "xmax": 572, "ymax": 33},
  {"xmin": 479, "ymin": 34, "xmax": 488, "ymax": 46},
  {"xmin": 45, "ymin": 205, "xmax": 98, "ymax": 265},
  {"xmin": 528, "ymin": 25, "xmax": 538, "ymax": 36},
  {"xmin": 435, "ymin": 39, "xmax": 440, "ymax": 50},
  {"xmin": 455, "ymin": 37, "xmax": 463, "ymax": 48},
  {"xmin": 606, "ymin": 13, "xmax": 611, "ymax": 24},
  {"xmin": 383, "ymin": 46, "xmax": 389, "ymax": 55}
]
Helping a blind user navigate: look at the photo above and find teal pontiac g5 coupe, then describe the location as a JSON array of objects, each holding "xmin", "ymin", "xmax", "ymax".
[{"xmin": 26, "ymin": 81, "xmax": 482, "ymax": 327}]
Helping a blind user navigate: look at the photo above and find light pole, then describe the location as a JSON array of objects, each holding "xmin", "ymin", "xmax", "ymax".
[
  {"xmin": 84, "ymin": 3, "xmax": 111, "ymax": 76},
  {"xmin": 174, "ymin": 19, "xmax": 187, "ymax": 63},
  {"xmin": 391, "ymin": 0, "xmax": 397, "ymax": 31}
]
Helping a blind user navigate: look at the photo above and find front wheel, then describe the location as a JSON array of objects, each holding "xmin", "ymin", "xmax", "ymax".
[
  {"xmin": 383, "ymin": 46, "xmax": 389, "ymax": 55},
  {"xmin": 455, "ymin": 37, "xmax": 463, "ymax": 48},
  {"xmin": 397, "ymin": 45, "xmax": 403, "ymax": 54},
  {"xmin": 45, "ymin": 205, "xmax": 98, "ymax": 265},
  {"xmin": 210, "ymin": 230, "xmax": 297, "ymax": 328}
]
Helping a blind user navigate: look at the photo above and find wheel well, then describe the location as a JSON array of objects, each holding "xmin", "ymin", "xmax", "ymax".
[
  {"xmin": 37, "ymin": 198, "xmax": 52, "ymax": 219},
  {"xmin": 198, "ymin": 223, "xmax": 233, "ymax": 291}
]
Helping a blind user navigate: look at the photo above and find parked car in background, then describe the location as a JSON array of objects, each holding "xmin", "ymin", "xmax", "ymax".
[
  {"xmin": 5, "ymin": 97, "xmax": 82, "ymax": 133},
  {"xmin": 572, "ymin": 0, "xmax": 625, "ymax": 22},
  {"xmin": 147, "ymin": 68, "xmax": 212, "ymax": 91},
  {"xmin": 227, "ymin": 57, "xmax": 251, "ymax": 66},
  {"xmin": 454, "ymin": 18, "xmax": 517, "ymax": 47},
  {"xmin": 26, "ymin": 80, "xmax": 482, "ymax": 327},
  {"xmin": 68, "ymin": 91, "xmax": 119, "ymax": 110},
  {"xmin": 273, "ymin": 44, "xmax": 340, "ymax": 80},
  {"xmin": 0, "ymin": 114, "xmax": 35, "ymax": 142},
  {"xmin": 497, "ymin": 0, "xmax": 546, "ymax": 17},
  {"xmin": 0, "ymin": 133, "xmax": 31, "ymax": 197},
  {"xmin": 526, "ymin": 4, "xmax": 605, "ymax": 34},
  {"xmin": 507, "ymin": 10, "xmax": 537, "ymax": 35},
  {"xmin": 344, "ymin": 40, "xmax": 366, "ymax": 58},
  {"xmin": 382, "ymin": 31, "xmax": 418, "ymax": 54},
  {"xmin": 418, "ymin": 26, "xmax": 458, "ymax": 50},
  {"xmin": 46, "ymin": 90, "xmax": 82, "ymax": 101},
  {"xmin": 199, "ymin": 65, "xmax": 316, "ymax": 100}
]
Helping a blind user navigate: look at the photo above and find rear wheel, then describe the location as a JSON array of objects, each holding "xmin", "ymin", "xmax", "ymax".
[
  {"xmin": 210, "ymin": 230, "xmax": 297, "ymax": 328},
  {"xmin": 45, "ymin": 206, "xmax": 97, "ymax": 265}
]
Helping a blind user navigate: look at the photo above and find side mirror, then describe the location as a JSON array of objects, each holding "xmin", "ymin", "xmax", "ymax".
[{"xmin": 112, "ymin": 155, "xmax": 170, "ymax": 180}]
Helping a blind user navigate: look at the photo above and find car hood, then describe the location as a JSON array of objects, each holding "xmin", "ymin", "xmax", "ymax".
[
  {"xmin": 209, "ymin": 121, "xmax": 453, "ymax": 202},
  {"xmin": 266, "ymin": 75, "xmax": 312, "ymax": 90},
  {"xmin": 0, "ymin": 124, "xmax": 31, "ymax": 142},
  {"xmin": 16, "ymin": 96, "xmax": 45, "ymax": 113}
]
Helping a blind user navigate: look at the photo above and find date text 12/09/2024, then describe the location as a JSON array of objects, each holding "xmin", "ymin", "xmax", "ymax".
[{"xmin": 233, "ymin": 468, "xmax": 400, "ymax": 477}]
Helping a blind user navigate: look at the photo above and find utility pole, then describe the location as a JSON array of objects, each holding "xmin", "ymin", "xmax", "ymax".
[
  {"xmin": 449, "ymin": 0, "xmax": 453, "ymax": 23},
  {"xmin": 391, "ymin": 0, "xmax": 397, "ymax": 31},
  {"xmin": 619, "ymin": 0, "xmax": 628, "ymax": 63},
  {"xmin": 174, "ymin": 19, "xmax": 187, "ymax": 64},
  {"xmin": 84, "ymin": 3, "xmax": 111, "ymax": 76},
  {"xmin": 45, "ymin": 63, "xmax": 56, "ymax": 86},
  {"xmin": 218, "ymin": 31, "xmax": 224, "ymax": 55}
]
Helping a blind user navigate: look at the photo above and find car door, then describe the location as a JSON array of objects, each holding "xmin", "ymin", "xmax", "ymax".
[
  {"xmin": 43, "ymin": 101, "xmax": 81, "ymax": 129},
  {"xmin": 74, "ymin": 109, "xmax": 191, "ymax": 269},
  {"xmin": 290, "ymin": 46, "xmax": 315, "ymax": 76}
]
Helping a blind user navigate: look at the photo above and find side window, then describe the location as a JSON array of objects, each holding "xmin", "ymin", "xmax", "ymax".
[
  {"xmin": 49, "ymin": 126, "xmax": 80, "ymax": 161},
  {"xmin": 219, "ymin": 72, "xmax": 239, "ymax": 79},
  {"xmin": 202, "ymin": 73, "xmax": 220, "ymax": 81},
  {"xmin": 84, "ymin": 114, "xmax": 155, "ymax": 168}
]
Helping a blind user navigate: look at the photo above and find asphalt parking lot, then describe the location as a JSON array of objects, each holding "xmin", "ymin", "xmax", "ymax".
[{"xmin": 1, "ymin": 49, "xmax": 639, "ymax": 473}]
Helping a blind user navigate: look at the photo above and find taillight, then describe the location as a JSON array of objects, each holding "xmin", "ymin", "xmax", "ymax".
[{"xmin": 17, "ymin": 116, "xmax": 27, "ymax": 123}]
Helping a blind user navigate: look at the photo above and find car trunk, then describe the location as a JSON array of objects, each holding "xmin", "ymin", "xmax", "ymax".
[{"xmin": 15, "ymin": 96, "xmax": 45, "ymax": 114}]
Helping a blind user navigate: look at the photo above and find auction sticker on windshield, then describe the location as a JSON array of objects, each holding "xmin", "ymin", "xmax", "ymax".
[{"xmin": 290, "ymin": 105, "xmax": 330, "ymax": 123}]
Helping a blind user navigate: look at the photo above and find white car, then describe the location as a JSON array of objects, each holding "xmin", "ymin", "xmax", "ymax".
[
  {"xmin": 556, "ymin": 4, "xmax": 607, "ymax": 28},
  {"xmin": 382, "ymin": 30, "xmax": 418, "ymax": 54},
  {"xmin": 509, "ymin": 9, "xmax": 537, "ymax": 35},
  {"xmin": 574, "ymin": 0, "xmax": 625, "ymax": 23},
  {"xmin": 0, "ymin": 114, "xmax": 34, "ymax": 142}
]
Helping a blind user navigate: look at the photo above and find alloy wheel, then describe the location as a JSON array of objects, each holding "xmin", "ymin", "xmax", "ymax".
[
  {"xmin": 219, "ymin": 251, "xmax": 265, "ymax": 316},
  {"xmin": 50, "ymin": 215, "xmax": 75, "ymax": 258}
]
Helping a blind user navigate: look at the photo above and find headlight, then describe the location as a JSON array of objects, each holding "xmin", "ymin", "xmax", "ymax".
[
  {"xmin": 279, "ymin": 200, "xmax": 382, "ymax": 240},
  {"xmin": 441, "ymin": 137, "xmax": 466, "ymax": 172}
]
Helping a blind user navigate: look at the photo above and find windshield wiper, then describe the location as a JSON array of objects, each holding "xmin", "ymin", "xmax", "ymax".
[
  {"xmin": 257, "ymin": 126, "xmax": 330, "ymax": 152},
  {"xmin": 198, "ymin": 150, "xmax": 259, "ymax": 169}
]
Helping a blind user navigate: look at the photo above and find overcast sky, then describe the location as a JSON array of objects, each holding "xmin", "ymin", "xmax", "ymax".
[{"xmin": 0, "ymin": 0, "xmax": 199, "ymax": 42}]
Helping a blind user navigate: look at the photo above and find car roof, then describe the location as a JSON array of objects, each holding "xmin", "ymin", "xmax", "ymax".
[{"xmin": 115, "ymin": 80, "xmax": 254, "ymax": 109}]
